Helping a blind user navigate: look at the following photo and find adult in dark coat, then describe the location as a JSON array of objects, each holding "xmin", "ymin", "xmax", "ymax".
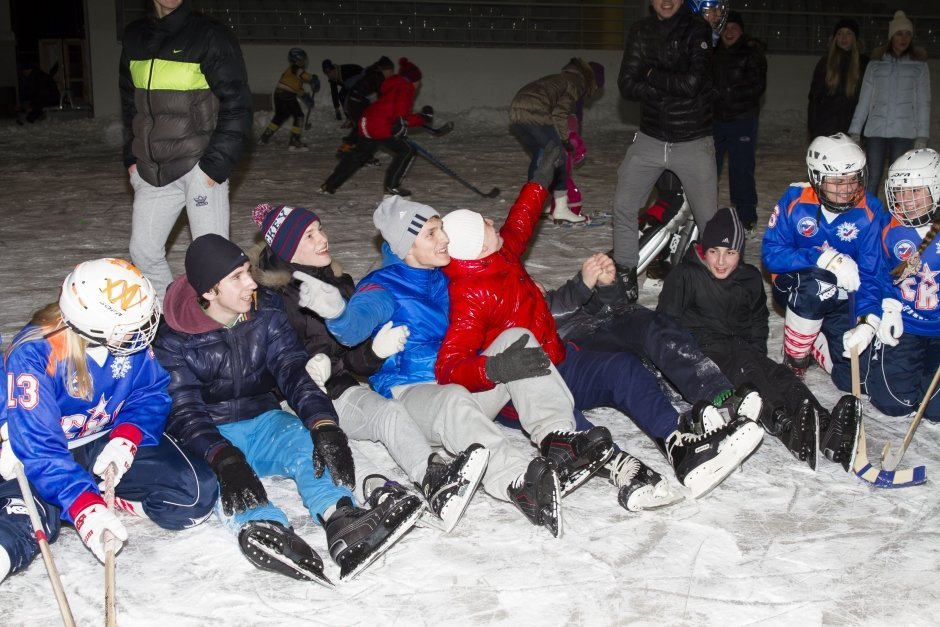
[{"xmin": 806, "ymin": 18, "xmax": 869, "ymax": 139}]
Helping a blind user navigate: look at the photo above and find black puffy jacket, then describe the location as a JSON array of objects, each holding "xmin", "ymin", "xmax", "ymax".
[
  {"xmin": 153, "ymin": 278, "xmax": 337, "ymax": 463},
  {"xmin": 806, "ymin": 50, "xmax": 870, "ymax": 139},
  {"xmin": 656, "ymin": 244, "xmax": 769, "ymax": 356},
  {"xmin": 119, "ymin": 0, "xmax": 252, "ymax": 187},
  {"xmin": 618, "ymin": 5, "xmax": 714, "ymax": 142},
  {"xmin": 713, "ymin": 36, "xmax": 767, "ymax": 122}
]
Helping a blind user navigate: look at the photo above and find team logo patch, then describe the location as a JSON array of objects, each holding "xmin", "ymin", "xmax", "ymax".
[
  {"xmin": 700, "ymin": 41, "xmax": 709, "ymax": 49},
  {"xmin": 110, "ymin": 355, "xmax": 132, "ymax": 379},
  {"xmin": 768, "ymin": 206, "xmax": 779, "ymax": 228},
  {"xmin": 194, "ymin": 195, "xmax": 209, "ymax": 207},
  {"xmin": 836, "ymin": 221, "xmax": 859, "ymax": 242},
  {"xmin": 798, "ymin": 216, "xmax": 818, "ymax": 237},
  {"xmin": 894, "ymin": 239, "xmax": 916, "ymax": 261},
  {"xmin": 816, "ymin": 279, "xmax": 837, "ymax": 301}
]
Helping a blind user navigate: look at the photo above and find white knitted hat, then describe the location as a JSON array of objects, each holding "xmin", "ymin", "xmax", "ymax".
[
  {"xmin": 442, "ymin": 209, "xmax": 485, "ymax": 260},
  {"xmin": 889, "ymin": 10, "xmax": 913, "ymax": 40}
]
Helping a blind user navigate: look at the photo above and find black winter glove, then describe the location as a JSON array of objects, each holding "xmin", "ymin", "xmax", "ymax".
[
  {"xmin": 311, "ymin": 422, "xmax": 356, "ymax": 489},
  {"xmin": 209, "ymin": 446, "xmax": 268, "ymax": 516},
  {"xmin": 530, "ymin": 143, "xmax": 565, "ymax": 190},
  {"xmin": 484, "ymin": 334, "xmax": 551, "ymax": 384},
  {"xmin": 420, "ymin": 105, "xmax": 434, "ymax": 124},
  {"xmin": 392, "ymin": 117, "xmax": 408, "ymax": 138}
]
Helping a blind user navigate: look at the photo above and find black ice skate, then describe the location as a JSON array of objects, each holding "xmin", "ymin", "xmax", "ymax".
[
  {"xmin": 507, "ymin": 457, "xmax": 562, "ymax": 538},
  {"xmin": 238, "ymin": 520, "xmax": 332, "ymax": 586},
  {"xmin": 761, "ymin": 400, "xmax": 819, "ymax": 470},
  {"xmin": 288, "ymin": 135, "xmax": 309, "ymax": 152},
  {"xmin": 418, "ymin": 444, "xmax": 489, "ymax": 533},
  {"xmin": 598, "ymin": 451, "xmax": 683, "ymax": 512},
  {"xmin": 664, "ymin": 410, "xmax": 764, "ymax": 499},
  {"xmin": 715, "ymin": 383, "xmax": 763, "ymax": 424},
  {"xmin": 819, "ymin": 394, "xmax": 861, "ymax": 472},
  {"xmin": 680, "ymin": 400, "xmax": 727, "ymax": 435},
  {"xmin": 539, "ymin": 426, "xmax": 614, "ymax": 496},
  {"xmin": 324, "ymin": 480, "xmax": 423, "ymax": 581}
]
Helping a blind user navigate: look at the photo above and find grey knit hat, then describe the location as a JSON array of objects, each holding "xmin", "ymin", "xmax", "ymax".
[{"xmin": 373, "ymin": 195, "xmax": 440, "ymax": 259}]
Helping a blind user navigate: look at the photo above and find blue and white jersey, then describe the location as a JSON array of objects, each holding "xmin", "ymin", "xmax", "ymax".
[
  {"xmin": 880, "ymin": 217, "xmax": 940, "ymax": 337},
  {"xmin": 762, "ymin": 183, "xmax": 887, "ymax": 318},
  {"xmin": 2, "ymin": 326, "xmax": 170, "ymax": 521}
]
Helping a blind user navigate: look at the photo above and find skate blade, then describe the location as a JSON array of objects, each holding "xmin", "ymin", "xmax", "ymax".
[
  {"xmin": 685, "ymin": 422, "xmax": 764, "ymax": 499},
  {"xmin": 810, "ymin": 410, "xmax": 821, "ymax": 472},
  {"xmin": 340, "ymin": 498, "xmax": 424, "ymax": 581},
  {"xmin": 542, "ymin": 470, "xmax": 563, "ymax": 539},
  {"xmin": 433, "ymin": 448, "xmax": 489, "ymax": 534},
  {"xmin": 624, "ymin": 480, "xmax": 685, "ymax": 512},
  {"xmin": 245, "ymin": 536, "xmax": 333, "ymax": 587},
  {"xmin": 560, "ymin": 445, "xmax": 615, "ymax": 497}
]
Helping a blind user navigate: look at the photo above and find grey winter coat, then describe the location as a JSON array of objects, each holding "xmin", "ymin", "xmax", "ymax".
[
  {"xmin": 509, "ymin": 58, "xmax": 598, "ymax": 138},
  {"xmin": 849, "ymin": 46, "xmax": 931, "ymax": 140}
]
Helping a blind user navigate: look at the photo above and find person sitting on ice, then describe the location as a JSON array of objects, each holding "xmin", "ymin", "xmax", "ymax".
[
  {"xmin": 258, "ymin": 47, "xmax": 320, "ymax": 152},
  {"xmin": 0, "ymin": 259, "xmax": 217, "ymax": 582},
  {"xmin": 249, "ymin": 202, "xmax": 488, "ymax": 533},
  {"xmin": 436, "ymin": 145, "xmax": 763, "ymax": 500},
  {"xmin": 509, "ymin": 58, "xmax": 604, "ymax": 225},
  {"xmin": 659, "ymin": 207, "xmax": 861, "ymax": 471},
  {"xmin": 152, "ymin": 234, "xmax": 422, "ymax": 583}
]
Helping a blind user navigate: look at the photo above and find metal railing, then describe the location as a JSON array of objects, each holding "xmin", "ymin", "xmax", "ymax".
[{"xmin": 115, "ymin": 1, "xmax": 940, "ymax": 56}]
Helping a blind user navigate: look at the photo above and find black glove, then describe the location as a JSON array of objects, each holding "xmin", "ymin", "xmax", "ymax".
[
  {"xmin": 530, "ymin": 143, "xmax": 565, "ymax": 190},
  {"xmin": 209, "ymin": 446, "xmax": 268, "ymax": 516},
  {"xmin": 392, "ymin": 117, "xmax": 408, "ymax": 138},
  {"xmin": 311, "ymin": 422, "xmax": 356, "ymax": 488},
  {"xmin": 420, "ymin": 105, "xmax": 434, "ymax": 124},
  {"xmin": 484, "ymin": 334, "xmax": 551, "ymax": 384},
  {"xmin": 334, "ymin": 106, "xmax": 343, "ymax": 121}
]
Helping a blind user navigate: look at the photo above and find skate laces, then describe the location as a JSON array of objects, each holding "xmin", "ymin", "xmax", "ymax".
[{"xmin": 607, "ymin": 453, "xmax": 640, "ymax": 489}]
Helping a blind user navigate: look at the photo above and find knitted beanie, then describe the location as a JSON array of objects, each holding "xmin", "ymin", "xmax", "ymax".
[
  {"xmin": 373, "ymin": 195, "xmax": 440, "ymax": 259},
  {"xmin": 832, "ymin": 17, "xmax": 860, "ymax": 39},
  {"xmin": 252, "ymin": 203, "xmax": 320, "ymax": 262},
  {"xmin": 442, "ymin": 210, "xmax": 486, "ymax": 260},
  {"xmin": 701, "ymin": 207, "xmax": 745, "ymax": 253},
  {"xmin": 889, "ymin": 10, "xmax": 913, "ymax": 40},
  {"xmin": 185, "ymin": 234, "xmax": 249, "ymax": 295}
]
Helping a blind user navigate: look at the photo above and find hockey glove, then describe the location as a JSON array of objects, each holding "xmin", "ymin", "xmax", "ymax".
[
  {"xmin": 877, "ymin": 298, "xmax": 904, "ymax": 346},
  {"xmin": 816, "ymin": 250, "xmax": 860, "ymax": 292},
  {"xmin": 484, "ymin": 334, "xmax": 551, "ymax": 384},
  {"xmin": 73, "ymin": 498, "xmax": 128, "ymax": 564},
  {"xmin": 292, "ymin": 270, "xmax": 346, "ymax": 319},
  {"xmin": 530, "ymin": 144, "xmax": 565, "ymax": 191},
  {"xmin": 392, "ymin": 117, "xmax": 408, "ymax": 139},
  {"xmin": 92, "ymin": 435, "xmax": 138, "ymax": 488},
  {"xmin": 0, "ymin": 423, "xmax": 21, "ymax": 482},
  {"xmin": 842, "ymin": 316, "xmax": 880, "ymax": 358},
  {"xmin": 209, "ymin": 446, "xmax": 268, "ymax": 516},
  {"xmin": 311, "ymin": 422, "xmax": 356, "ymax": 489},
  {"xmin": 305, "ymin": 354, "xmax": 332, "ymax": 393},
  {"xmin": 371, "ymin": 320, "xmax": 410, "ymax": 358},
  {"xmin": 420, "ymin": 105, "xmax": 434, "ymax": 124}
]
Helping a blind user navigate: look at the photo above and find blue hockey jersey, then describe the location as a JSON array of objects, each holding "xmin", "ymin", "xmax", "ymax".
[
  {"xmin": 762, "ymin": 183, "xmax": 887, "ymax": 319},
  {"xmin": 880, "ymin": 217, "xmax": 940, "ymax": 337}
]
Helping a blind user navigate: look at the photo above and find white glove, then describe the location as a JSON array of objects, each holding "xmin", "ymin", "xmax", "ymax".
[
  {"xmin": 817, "ymin": 250, "xmax": 861, "ymax": 292},
  {"xmin": 92, "ymin": 437, "xmax": 138, "ymax": 488},
  {"xmin": 877, "ymin": 298, "xmax": 904, "ymax": 346},
  {"xmin": 0, "ymin": 423, "xmax": 21, "ymax": 482},
  {"xmin": 305, "ymin": 354, "xmax": 331, "ymax": 393},
  {"xmin": 842, "ymin": 317, "xmax": 879, "ymax": 357},
  {"xmin": 371, "ymin": 321, "xmax": 410, "ymax": 359},
  {"xmin": 914, "ymin": 138, "xmax": 928, "ymax": 150},
  {"xmin": 74, "ymin": 501, "xmax": 128, "ymax": 564},
  {"xmin": 292, "ymin": 271, "xmax": 346, "ymax": 319}
]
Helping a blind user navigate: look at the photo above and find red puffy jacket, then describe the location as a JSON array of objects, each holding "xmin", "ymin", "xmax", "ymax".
[
  {"xmin": 436, "ymin": 182, "xmax": 564, "ymax": 392},
  {"xmin": 359, "ymin": 74, "xmax": 425, "ymax": 140}
]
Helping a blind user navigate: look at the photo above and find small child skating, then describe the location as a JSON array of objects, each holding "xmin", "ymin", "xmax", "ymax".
[{"xmin": 259, "ymin": 48, "xmax": 321, "ymax": 152}]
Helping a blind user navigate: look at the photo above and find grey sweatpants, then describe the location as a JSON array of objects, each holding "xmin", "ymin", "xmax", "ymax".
[
  {"xmin": 129, "ymin": 163, "xmax": 230, "ymax": 298},
  {"xmin": 612, "ymin": 131, "xmax": 717, "ymax": 268},
  {"xmin": 392, "ymin": 327, "xmax": 575, "ymax": 500}
]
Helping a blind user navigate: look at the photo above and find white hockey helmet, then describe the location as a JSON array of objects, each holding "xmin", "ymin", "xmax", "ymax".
[
  {"xmin": 58, "ymin": 258, "xmax": 161, "ymax": 356},
  {"xmin": 885, "ymin": 148, "xmax": 940, "ymax": 227},
  {"xmin": 806, "ymin": 133, "xmax": 868, "ymax": 213}
]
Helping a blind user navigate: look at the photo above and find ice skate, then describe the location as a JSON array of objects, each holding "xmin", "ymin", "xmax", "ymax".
[
  {"xmin": 258, "ymin": 127, "xmax": 275, "ymax": 145},
  {"xmin": 324, "ymin": 480, "xmax": 423, "ymax": 581},
  {"xmin": 539, "ymin": 426, "xmax": 614, "ymax": 496},
  {"xmin": 663, "ymin": 412, "xmax": 764, "ymax": 499},
  {"xmin": 680, "ymin": 400, "xmax": 727, "ymax": 435},
  {"xmin": 507, "ymin": 457, "xmax": 562, "ymax": 538},
  {"xmin": 761, "ymin": 401, "xmax": 818, "ymax": 470},
  {"xmin": 288, "ymin": 135, "xmax": 309, "ymax": 152},
  {"xmin": 238, "ymin": 520, "xmax": 331, "ymax": 585},
  {"xmin": 418, "ymin": 444, "xmax": 489, "ymax": 533},
  {"xmin": 599, "ymin": 451, "xmax": 683, "ymax": 512},
  {"xmin": 551, "ymin": 193, "xmax": 586, "ymax": 225},
  {"xmin": 714, "ymin": 383, "xmax": 763, "ymax": 424},
  {"xmin": 819, "ymin": 394, "xmax": 860, "ymax": 471}
]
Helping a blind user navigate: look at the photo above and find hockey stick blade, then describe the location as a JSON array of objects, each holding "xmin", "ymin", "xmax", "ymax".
[
  {"xmin": 880, "ymin": 363, "xmax": 940, "ymax": 472},
  {"xmin": 423, "ymin": 121, "xmax": 454, "ymax": 136},
  {"xmin": 483, "ymin": 187, "xmax": 500, "ymax": 198},
  {"xmin": 852, "ymin": 420, "xmax": 926, "ymax": 488}
]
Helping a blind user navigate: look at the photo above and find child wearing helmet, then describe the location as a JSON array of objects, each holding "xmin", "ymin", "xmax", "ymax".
[
  {"xmin": 259, "ymin": 48, "xmax": 321, "ymax": 151},
  {"xmin": 687, "ymin": 0, "xmax": 730, "ymax": 46},
  {"xmin": 762, "ymin": 133, "xmax": 887, "ymax": 383},
  {"xmin": 840, "ymin": 148, "xmax": 940, "ymax": 420},
  {"xmin": 0, "ymin": 259, "xmax": 217, "ymax": 581}
]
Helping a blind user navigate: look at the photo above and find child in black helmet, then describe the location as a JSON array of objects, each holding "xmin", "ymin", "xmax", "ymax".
[{"xmin": 259, "ymin": 48, "xmax": 321, "ymax": 151}]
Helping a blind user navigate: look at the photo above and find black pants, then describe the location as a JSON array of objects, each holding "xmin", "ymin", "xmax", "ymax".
[
  {"xmin": 270, "ymin": 91, "xmax": 303, "ymax": 129},
  {"xmin": 323, "ymin": 136, "xmax": 416, "ymax": 191}
]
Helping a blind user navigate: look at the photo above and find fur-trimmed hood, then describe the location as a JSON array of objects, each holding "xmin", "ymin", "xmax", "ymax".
[
  {"xmin": 248, "ymin": 241, "xmax": 345, "ymax": 289},
  {"xmin": 870, "ymin": 44, "xmax": 927, "ymax": 62}
]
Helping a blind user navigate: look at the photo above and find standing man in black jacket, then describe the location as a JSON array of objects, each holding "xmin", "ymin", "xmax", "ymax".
[
  {"xmin": 612, "ymin": 0, "xmax": 717, "ymax": 300},
  {"xmin": 712, "ymin": 11, "xmax": 767, "ymax": 231},
  {"xmin": 120, "ymin": 0, "xmax": 252, "ymax": 300}
]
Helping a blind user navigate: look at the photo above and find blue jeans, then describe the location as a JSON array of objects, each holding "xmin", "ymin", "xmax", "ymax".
[
  {"xmin": 714, "ymin": 117, "xmax": 759, "ymax": 225},
  {"xmin": 864, "ymin": 136, "xmax": 914, "ymax": 198},
  {"xmin": 510, "ymin": 123, "xmax": 567, "ymax": 190}
]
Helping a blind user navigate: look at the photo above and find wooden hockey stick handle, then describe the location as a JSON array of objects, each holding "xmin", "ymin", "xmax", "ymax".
[
  {"xmin": 104, "ymin": 463, "xmax": 117, "ymax": 627},
  {"xmin": 882, "ymin": 364, "xmax": 940, "ymax": 471}
]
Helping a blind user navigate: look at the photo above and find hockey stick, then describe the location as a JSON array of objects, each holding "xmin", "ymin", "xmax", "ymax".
[
  {"xmin": 406, "ymin": 139, "xmax": 500, "ymax": 198},
  {"xmin": 13, "ymin": 464, "xmax": 77, "ymax": 627},
  {"xmin": 422, "ymin": 121, "xmax": 454, "ymax": 137},
  {"xmin": 104, "ymin": 463, "xmax": 117, "ymax": 627},
  {"xmin": 850, "ymin": 348, "xmax": 926, "ymax": 488},
  {"xmin": 880, "ymin": 364, "xmax": 940, "ymax": 472}
]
